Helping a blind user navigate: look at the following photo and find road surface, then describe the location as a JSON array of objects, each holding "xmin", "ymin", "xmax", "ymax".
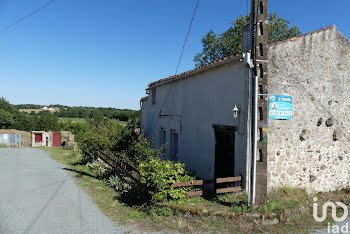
[{"xmin": 0, "ymin": 148, "xmax": 130, "ymax": 234}]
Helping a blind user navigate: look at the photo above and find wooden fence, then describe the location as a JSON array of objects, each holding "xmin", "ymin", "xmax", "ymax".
[
  {"xmin": 97, "ymin": 150, "xmax": 140, "ymax": 183},
  {"xmin": 97, "ymin": 150, "xmax": 242, "ymax": 197},
  {"xmin": 165, "ymin": 176, "xmax": 242, "ymax": 197}
]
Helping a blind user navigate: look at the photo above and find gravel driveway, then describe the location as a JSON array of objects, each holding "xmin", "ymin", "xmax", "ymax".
[{"xmin": 0, "ymin": 148, "xmax": 129, "ymax": 234}]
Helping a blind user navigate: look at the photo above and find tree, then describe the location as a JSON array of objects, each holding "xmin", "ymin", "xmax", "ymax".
[
  {"xmin": 194, "ymin": 13, "xmax": 301, "ymax": 67},
  {"xmin": 11, "ymin": 113, "xmax": 37, "ymax": 131},
  {"xmin": 0, "ymin": 97, "xmax": 16, "ymax": 114},
  {"xmin": 0, "ymin": 109, "xmax": 14, "ymax": 129},
  {"xmin": 36, "ymin": 111, "xmax": 60, "ymax": 131}
]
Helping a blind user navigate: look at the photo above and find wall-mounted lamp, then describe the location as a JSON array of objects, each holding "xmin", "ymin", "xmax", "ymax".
[{"xmin": 232, "ymin": 105, "xmax": 240, "ymax": 119}]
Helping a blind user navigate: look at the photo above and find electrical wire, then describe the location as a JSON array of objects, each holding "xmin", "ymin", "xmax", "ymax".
[
  {"xmin": 0, "ymin": 0, "xmax": 57, "ymax": 33},
  {"xmin": 159, "ymin": 0, "xmax": 200, "ymax": 116}
]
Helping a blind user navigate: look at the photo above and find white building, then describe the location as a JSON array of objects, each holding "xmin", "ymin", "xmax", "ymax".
[
  {"xmin": 141, "ymin": 54, "xmax": 250, "ymax": 184},
  {"xmin": 141, "ymin": 26, "xmax": 350, "ymax": 195}
]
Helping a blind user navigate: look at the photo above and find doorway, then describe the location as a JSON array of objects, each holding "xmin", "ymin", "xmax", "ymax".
[{"xmin": 214, "ymin": 126, "xmax": 235, "ymax": 180}]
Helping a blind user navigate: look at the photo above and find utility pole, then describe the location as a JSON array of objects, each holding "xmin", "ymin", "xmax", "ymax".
[{"xmin": 248, "ymin": 0, "xmax": 268, "ymax": 206}]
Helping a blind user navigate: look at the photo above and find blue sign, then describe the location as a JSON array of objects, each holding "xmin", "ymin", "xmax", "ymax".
[{"xmin": 269, "ymin": 95, "xmax": 292, "ymax": 120}]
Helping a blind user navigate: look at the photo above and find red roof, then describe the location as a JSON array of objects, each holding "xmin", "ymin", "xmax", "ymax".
[{"xmin": 140, "ymin": 96, "xmax": 148, "ymax": 102}]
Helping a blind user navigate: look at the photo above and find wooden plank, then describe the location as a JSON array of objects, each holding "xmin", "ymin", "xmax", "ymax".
[
  {"xmin": 216, "ymin": 186, "xmax": 241, "ymax": 194},
  {"xmin": 216, "ymin": 176, "xmax": 241, "ymax": 184},
  {"xmin": 171, "ymin": 180, "xmax": 203, "ymax": 188},
  {"xmin": 98, "ymin": 150, "xmax": 140, "ymax": 183},
  {"xmin": 186, "ymin": 191, "xmax": 203, "ymax": 197},
  {"xmin": 98, "ymin": 150, "xmax": 139, "ymax": 175}
]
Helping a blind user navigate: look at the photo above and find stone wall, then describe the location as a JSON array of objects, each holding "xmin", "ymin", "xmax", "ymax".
[{"xmin": 267, "ymin": 26, "xmax": 350, "ymax": 193}]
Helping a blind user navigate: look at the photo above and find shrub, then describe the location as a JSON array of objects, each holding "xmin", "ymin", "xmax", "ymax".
[
  {"xmin": 147, "ymin": 207, "xmax": 173, "ymax": 218},
  {"xmin": 231, "ymin": 204, "xmax": 251, "ymax": 213},
  {"xmin": 108, "ymin": 175, "xmax": 132, "ymax": 194},
  {"xmin": 86, "ymin": 160, "xmax": 108, "ymax": 178},
  {"xmin": 122, "ymin": 136, "xmax": 163, "ymax": 165},
  {"xmin": 139, "ymin": 158, "xmax": 195, "ymax": 202},
  {"xmin": 72, "ymin": 146, "xmax": 89, "ymax": 164}
]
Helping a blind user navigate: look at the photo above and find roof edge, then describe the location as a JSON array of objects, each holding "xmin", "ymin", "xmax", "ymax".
[
  {"xmin": 148, "ymin": 54, "xmax": 243, "ymax": 88},
  {"xmin": 336, "ymin": 30, "xmax": 350, "ymax": 43},
  {"xmin": 148, "ymin": 25, "xmax": 344, "ymax": 88},
  {"xmin": 270, "ymin": 25, "xmax": 336, "ymax": 46},
  {"xmin": 140, "ymin": 96, "xmax": 148, "ymax": 102}
]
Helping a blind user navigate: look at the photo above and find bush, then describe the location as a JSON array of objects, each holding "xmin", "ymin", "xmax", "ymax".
[
  {"xmin": 147, "ymin": 207, "xmax": 173, "ymax": 218},
  {"xmin": 72, "ymin": 146, "xmax": 89, "ymax": 164},
  {"xmin": 139, "ymin": 158, "xmax": 195, "ymax": 202},
  {"xmin": 77, "ymin": 118, "xmax": 195, "ymax": 204},
  {"xmin": 108, "ymin": 175, "xmax": 132, "ymax": 194},
  {"xmin": 86, "ymin": 160, "xmax": 108, "ymax": 178}
]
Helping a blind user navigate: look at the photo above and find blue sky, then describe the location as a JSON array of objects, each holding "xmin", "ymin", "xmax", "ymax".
[{"xmin": 0, "ymin": 0, "xmax": 349, "ymax": 110}]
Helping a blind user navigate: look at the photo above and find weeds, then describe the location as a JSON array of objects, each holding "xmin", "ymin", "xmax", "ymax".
[
  {"xmin": 44, "ymin": 147, "xmax": 346, "ymax": 233},
  {"xmin": 86, "ymin": 160, "xmax": 108, "ymax": 178}
]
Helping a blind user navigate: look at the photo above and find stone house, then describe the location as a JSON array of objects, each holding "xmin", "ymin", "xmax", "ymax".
[{"xmin": 140, "ymin": 25, "xmax": 350, "ymax": 194}]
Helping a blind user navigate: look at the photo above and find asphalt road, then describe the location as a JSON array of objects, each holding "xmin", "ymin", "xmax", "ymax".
[{"xmin": 0, "ymin": 148, "xmax": 129, "ymax": 234}]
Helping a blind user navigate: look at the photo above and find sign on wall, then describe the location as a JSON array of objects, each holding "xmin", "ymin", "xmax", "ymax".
[{"xmin": 269, "ymin": 95, "xmax": 292, "ymax": 120}]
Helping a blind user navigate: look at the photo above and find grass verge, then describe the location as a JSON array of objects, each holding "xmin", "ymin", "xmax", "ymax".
[
  {"xmin": 58, "ymin": 117, "xmax": 87, "ymax": 123},
  {"xmin": 43, "ymin": 147, "xmax": 348, "ymax": 233}
]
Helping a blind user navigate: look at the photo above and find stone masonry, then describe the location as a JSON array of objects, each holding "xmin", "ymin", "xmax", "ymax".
[{"xmin": 267, "ymin": 26, "xmax": 350, "ymax": 193}]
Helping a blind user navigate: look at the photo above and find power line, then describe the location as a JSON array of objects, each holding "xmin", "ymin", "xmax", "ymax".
[
  {"xmin": 174, "ymin": 0, "xmax": 200, "ymax": 75},
  {"xmin": 0, "ymin": 0, "xmax": 57, "ymax": 33},
  {"xmin": 159, "ymin": 0, "xmax": 200, "ymax": 116}
]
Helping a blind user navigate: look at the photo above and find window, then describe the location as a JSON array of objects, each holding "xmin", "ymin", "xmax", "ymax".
[
  {"xmin": 170, "ymin": 130, "xmax": 178, "ymax": 161},
  {"xmin": 152, "ymin": 89, "xmax": 156, "ymax": 105},
  {"xmin": 159, "ymin": 128, "xmax": 166, "ymax": 148}
]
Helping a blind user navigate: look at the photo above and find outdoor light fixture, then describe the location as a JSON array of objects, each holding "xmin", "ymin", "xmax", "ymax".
[{"xmin": 232, "ymin": 105, "xmax": 240, "ymax": 119}]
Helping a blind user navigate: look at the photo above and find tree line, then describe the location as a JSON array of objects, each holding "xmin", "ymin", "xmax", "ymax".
[
  {"xmin": 53, "ymin": 106, "xmax": 139, "ymax": 122},
  {"xmin": 0, "ymin": 98, "xmax": 140, "ymax": 141},
  {"xmin": 13, "ymin": 103, "xmax": 139, "ymax": 122}
]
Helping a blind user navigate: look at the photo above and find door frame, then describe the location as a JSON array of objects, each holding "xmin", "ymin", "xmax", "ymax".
[{"xmin": 213, "ymin": 124, "xmax": 237, "ymax": 181}]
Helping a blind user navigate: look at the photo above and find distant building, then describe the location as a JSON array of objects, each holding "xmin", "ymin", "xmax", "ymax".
[{"xmin": 19, "ymin": 106, "xmax": 60, "ymax": 114}]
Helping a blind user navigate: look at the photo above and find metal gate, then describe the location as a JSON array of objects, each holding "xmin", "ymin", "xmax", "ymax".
[{"xmin": 0, "ymin": 134, "xmax": 21, "ymax": 147}]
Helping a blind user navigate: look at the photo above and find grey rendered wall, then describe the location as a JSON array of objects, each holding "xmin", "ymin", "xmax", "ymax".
[
  {"xmin": 142, "ymin": 60, "xmax": 249, "ymax": 181},
  {"xmin": 267, "ymin": 27, "xmax": 350, "ymax": 193}
]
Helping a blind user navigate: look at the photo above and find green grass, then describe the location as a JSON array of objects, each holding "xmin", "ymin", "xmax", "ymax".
[
  {"xmin": 0, "ymin": 144, "xmax": 8, "ymax": 148},
  {"xmin": 42, "ymin": 147, "xmax": 241, "ymax": 233},
  {"xmin": 58, "ymin": 117, "xmax": 128, "ymax": 126},
  {"xmin": 42, "ymin": 148, "xmax": 339, "ymax": 233},
  {"xmin": 58, "ymin": 117, "xmax": 87, "ymax": 123}
]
